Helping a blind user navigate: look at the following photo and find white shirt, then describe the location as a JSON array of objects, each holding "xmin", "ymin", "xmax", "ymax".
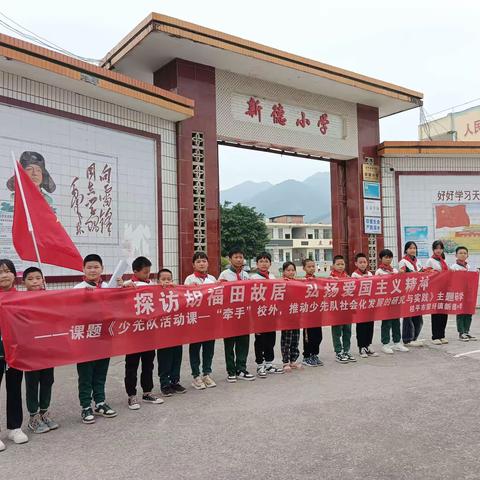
[
  {"xmin": 218, "ymin": 268, "xmax": 250, "ymax": 282},
  {"xmin": 450, "ymin": 262, "xmax": 476, "ymax": 272},
  {"xmin": 250, "ymin": 272, "xmax": 275, "ymax": 280},
  {"xmin": 424, "ymin": 258, "xmax": 444, "ymax": 272},
  {"xmin": 184, "ymin": 274, "xmax": 217, "ymax": 285},
  {"xmin": 375, "ymin": 266, "xmax": 398, "ymax": 275},
  {"xmin": 351, "ymin": 270, "xmax": 373, "ymax": 278},
  {"xmin": 398, "ymin": 258, "xmax": 422, "ymax": 273},
  {"xmin": 74, "ymin": 280, "xmax": 109, "ymax": 289}
]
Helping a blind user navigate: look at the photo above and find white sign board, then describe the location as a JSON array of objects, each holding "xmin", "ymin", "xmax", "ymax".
[
  {"xmin": 364, "ymin": 199, "xmax": 382, "ymax": 217},
  {"xmin": 0, "ymin": 103, "xmax": 158, "ymax": 276},
  {"xmin": 364, "ymin": 216, "xmax": 382, "ymax": 234}
]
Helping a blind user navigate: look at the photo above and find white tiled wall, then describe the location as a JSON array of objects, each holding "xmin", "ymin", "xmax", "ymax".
[{"xmin": 0, "ymin": 71, "xmax": 179, "ymax": 281}]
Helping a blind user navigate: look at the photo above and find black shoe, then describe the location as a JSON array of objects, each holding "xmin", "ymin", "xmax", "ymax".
[
  {"xmin": 171, "ymin": 383, "xmax": 187, "ymax": 394},
  {"xmin": 161, "ymin": 386, "xmax": 174, "ymax": 397},
  {"xmin": 81, "ymin": 407, "xmax": 95, "ymax": 424},
  {"xmin": 94, "ymin": 402, "xmax": 117, "ymax": 418}
]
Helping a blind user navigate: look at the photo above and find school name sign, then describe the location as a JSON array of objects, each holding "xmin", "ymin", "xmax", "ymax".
[{"xmin": 0, "ymin": 271, "xmax": 477, "ymax": 371}]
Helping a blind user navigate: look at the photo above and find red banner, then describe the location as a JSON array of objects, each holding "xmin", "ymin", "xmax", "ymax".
[{"xmin": 0, "ymin": 271, "xmax": 477, "ymax": 371}]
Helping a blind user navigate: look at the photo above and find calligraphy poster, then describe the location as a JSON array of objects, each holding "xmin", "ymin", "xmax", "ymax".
[
  {"xmin": 398, "ymin": 174, "xmax": 480, "ymax": 267},
  {"xmin": 0, "ymin": 103, "xmax": 158, "ymax": 276}
]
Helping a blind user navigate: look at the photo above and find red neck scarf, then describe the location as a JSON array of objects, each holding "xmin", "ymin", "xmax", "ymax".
[
  {"xmin": 403, "ymin": 255, "xmax": 418, "ymax": 271},
  {"xmin": 456, "ymin": 260, "xmax": 468, "ymax": 269},
  {"xmin": 432, "ymin": 254, "xmax": 449, "ymax": 271},
  {"xmin": 83, "ymin": 277, "xmax": 103, "ymax": 288},
  {"xmin": 194, "ymin": 271, "xmax": 208, "ymax": 280},
  {"xmin": 379, "ymin": 264, "xmax": 393, "ymax": 273},
  {"xmin": 229, "ymin": 266, "xmax": 243, "ymax": 281},
  {"xmin": 305, "ymin": 273, "xmax": 316, "ymax": 279},
  {"xmin": 354, "ymin": 268, "xmax": 369, "ymax": 276},
  {"xmin": 330, "ymin": 270, "xmax": 348, "ymax": 278},
  {"xmin": 131, "ymin": 275, "xmax": 150, "ymax": 284},
  {"xmin": 256, "ymin": 270, "xmax": 270, "ymax": 280}
]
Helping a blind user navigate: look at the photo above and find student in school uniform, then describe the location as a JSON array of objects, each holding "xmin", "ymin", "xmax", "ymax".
[
  {"xmin": 156, "ymin": 268, "xmax": 187, "ymax": 396},
  {"xmin": 301, "ymin": 258, "xmax": 323, "ymax": 367},
  {"xmin": 184, "ymin": 252, "xmax": 217, "ymax": 390},
  {"xmin": 398, "ymin": 241, "xmax": 425, "ymax": 347},
  {"xmin": 251, "ymin": 252, "xmax": 283, "ymax": 377},
  {"xmin": 424, "ymin": 240, "xmax": 450, "ymax": 345},
  {"xmin": 330, "ymin": 255, "xmax": 356, "ymax": 364},
  {"xmin": 351, "ymin": 253, "xmax": 378, "ymax": 358},
  {"xmin": 375, "ymin": 249, "xmax": 409, "ymax": 355},
  {"xmin": 450, "ymin": 246, "xmax": 477, "ymax": 342},
  {"xmin": 75, "ymin": 254, "xmax": 118, "ymax": 424},
  {"xmin": 124, "ymin": 256, "xmax": 164, "ymax": 410},
  {"xmin": 280, "ymin": 262, "xmax": 302, "ymax": 372},
  {"xmin": 23, "ymin": 267, "xmax": 59, "ymax": 434},
  {"xmin": 0, "ymin": 259, "xmax": 28, "ymax": 450},
  {"xmin": 218, "ymin": 247, "xmax": 255, "ymax": 382}
]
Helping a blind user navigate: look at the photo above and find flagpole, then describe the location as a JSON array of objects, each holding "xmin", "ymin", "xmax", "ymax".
[{"xmin": 11, "ymin": 152, "xmax": 45, "ymax": 277}]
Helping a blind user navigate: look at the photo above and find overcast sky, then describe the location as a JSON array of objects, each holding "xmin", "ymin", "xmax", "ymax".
[{"xmin": 2, "ymin": 1, "xmax": 478, "ymax": 189}]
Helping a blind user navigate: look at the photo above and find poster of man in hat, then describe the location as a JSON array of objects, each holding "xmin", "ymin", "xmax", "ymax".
[{"xmin": 1, "ymin": 151, "xmax": 56, "ymax": 212}]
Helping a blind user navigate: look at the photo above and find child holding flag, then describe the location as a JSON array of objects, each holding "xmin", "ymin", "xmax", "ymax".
[
  {"xmin": 23, "ymin": 267, "xmax": 59, "ymax": 434},
  {"xmin": 302, "ymin": 258, "xmax": 323, "ymax": 367},
  {"xmin": 450, "ymin": 246, "xmax": 477, "ymax": 341},
  {"xmin": 330, "ymin": 255, "xmax": 356, "ymax": 364},
  {"xmin": 281, "ymin": 261, "xmax": 301, "ymax": 372},
  {"xmin": 218, "ymin": 247, "xmax": 255, "ymax": 382},
  {"xmin": 376, "ymin": 249, "xmax": 409, "ymax": 355},
  {"xmin": 399, "ymin": 241, "xmax": 425, "ymax": 347},
  {"xmin": 0, "ymin": 259, "xmax": 28, "ymax": 450},
  {"xmin": 124, "ymin": 256, "xmax": 163, "ymax": 410},
  {"xmin": 351, "ymin": 253, "xmax": 378, "ymax": 358},
  {"xmin": 75, "ymin": 254, "xmax": 118, "ymax": 424},
  {"xmin": 184, "ymin": 252, "xmax": 217, "ymax": 390},
  {"xmin": 425, "ymin": 240, "xmax": 450, "ymax": 345}
]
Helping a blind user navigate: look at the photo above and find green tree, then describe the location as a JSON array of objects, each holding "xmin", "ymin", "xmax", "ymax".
[{"xmin": 220, "ymin": 201, "xmax": 270, "ymax": 260}]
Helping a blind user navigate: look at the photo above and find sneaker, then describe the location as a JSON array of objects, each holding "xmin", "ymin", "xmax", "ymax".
[
  {"xmin": 94, "ymin": 402, "xmax": 117, "ymax": 418},
  {"xmin": 81, "ymin": 407, "xmax": 95, "ymax": 424},
  {"xmin": 236, "ymin": 370, "xmax": 255, "ymax": 381},
  {"xmin": 432, "ymin": 339, "xmax": 442, "ymax": 345},
  {"xmin": 466, "ymin": 333, "xmax": 477, "ymax": 341},
  {"xmin": 344, "ymin": 352, "xmax": 357, "ymax": 362},
  {"xmin": 227, "ymin": 374, "xmax": 237, "ymax": 383},
  {"xmin": 0, "ymin": 439, "xmax": 5, "ymax": 452},
  {"xmin": 7, "ymin": 428, "xmax": 28, "ymax": 444},
  {"xmin": 128, "ymin": 395, "xmax": 141, "ymax": 410},
  {"xmin": 393, "ymin": 343, "xmax": 409, "ymax": 352},
  {"xmin": 202, "ymin": 375, "xmax": 217, "ymax": 388},
  {"xmin": 382, "ymin": 344, "xmax": 394, "ymax": 354},
  {"xmin": 335, "ymin": 352, "xmax": 349, "ymax": 363},
  {"xmin": 142, "ymin": 392, "xmax": 164, "ymax": 404},
  {"xmin": 192, "ymin": 376, "xmax": 207, "ymax": 389},
  {"xmin": 28, "ymin": 413, "xmax": 50, "ymax": 434},
  {"xmin": 302, "ymin": 356, "xmax": 318, "ymax": 367},
  {"xmin": 409, "ymin": 340, "xmax": 424, "ymax": 347},
  {"xmin": 256, "ymin": 364, "xmax": 267, "ymax": 378},
  {"xmin": 366, "ymin": 348, "xmax": 379, "ymax": 357},
  {"xmin": 40, "ymin": 411, "xmax": 59, "ymax": 430},
  {"xmin": 313, "ymin": 355, "xmax": 324, "ymax": 366},
  {"xmin": 359, "ymin": 347, "xmax": 369, "ymax": 358},
  {"xmin": 265, "ymin": 363, "xmax": 284, "ymax": 374},
  {"xmin": 171, "ymin": 383, "xmax": 187, "ymax": 394},
  {"xmin": 161, "ymin": 385, "xmax": 174, "ymax": 396},
  {"xmin": 440, "ymin": 338, "xmax": 449, "ymax": 344},
  {"xmin": 459, "ymin": 333, "xmax": 470, "ymax": 342}
]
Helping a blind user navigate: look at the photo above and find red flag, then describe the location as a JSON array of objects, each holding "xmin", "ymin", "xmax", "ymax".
[
  {"xmin": 12, "ymin": 161, "xmax": 83, "ymax": 272},
  {"xmin": 435, "ymin": 204, "xmax": 470, "ymax": 228}
]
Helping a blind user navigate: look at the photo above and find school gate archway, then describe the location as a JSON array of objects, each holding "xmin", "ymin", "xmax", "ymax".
[{"xmin": 102, "ymin": 13, "xmax": 423, "ymax": 279}]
